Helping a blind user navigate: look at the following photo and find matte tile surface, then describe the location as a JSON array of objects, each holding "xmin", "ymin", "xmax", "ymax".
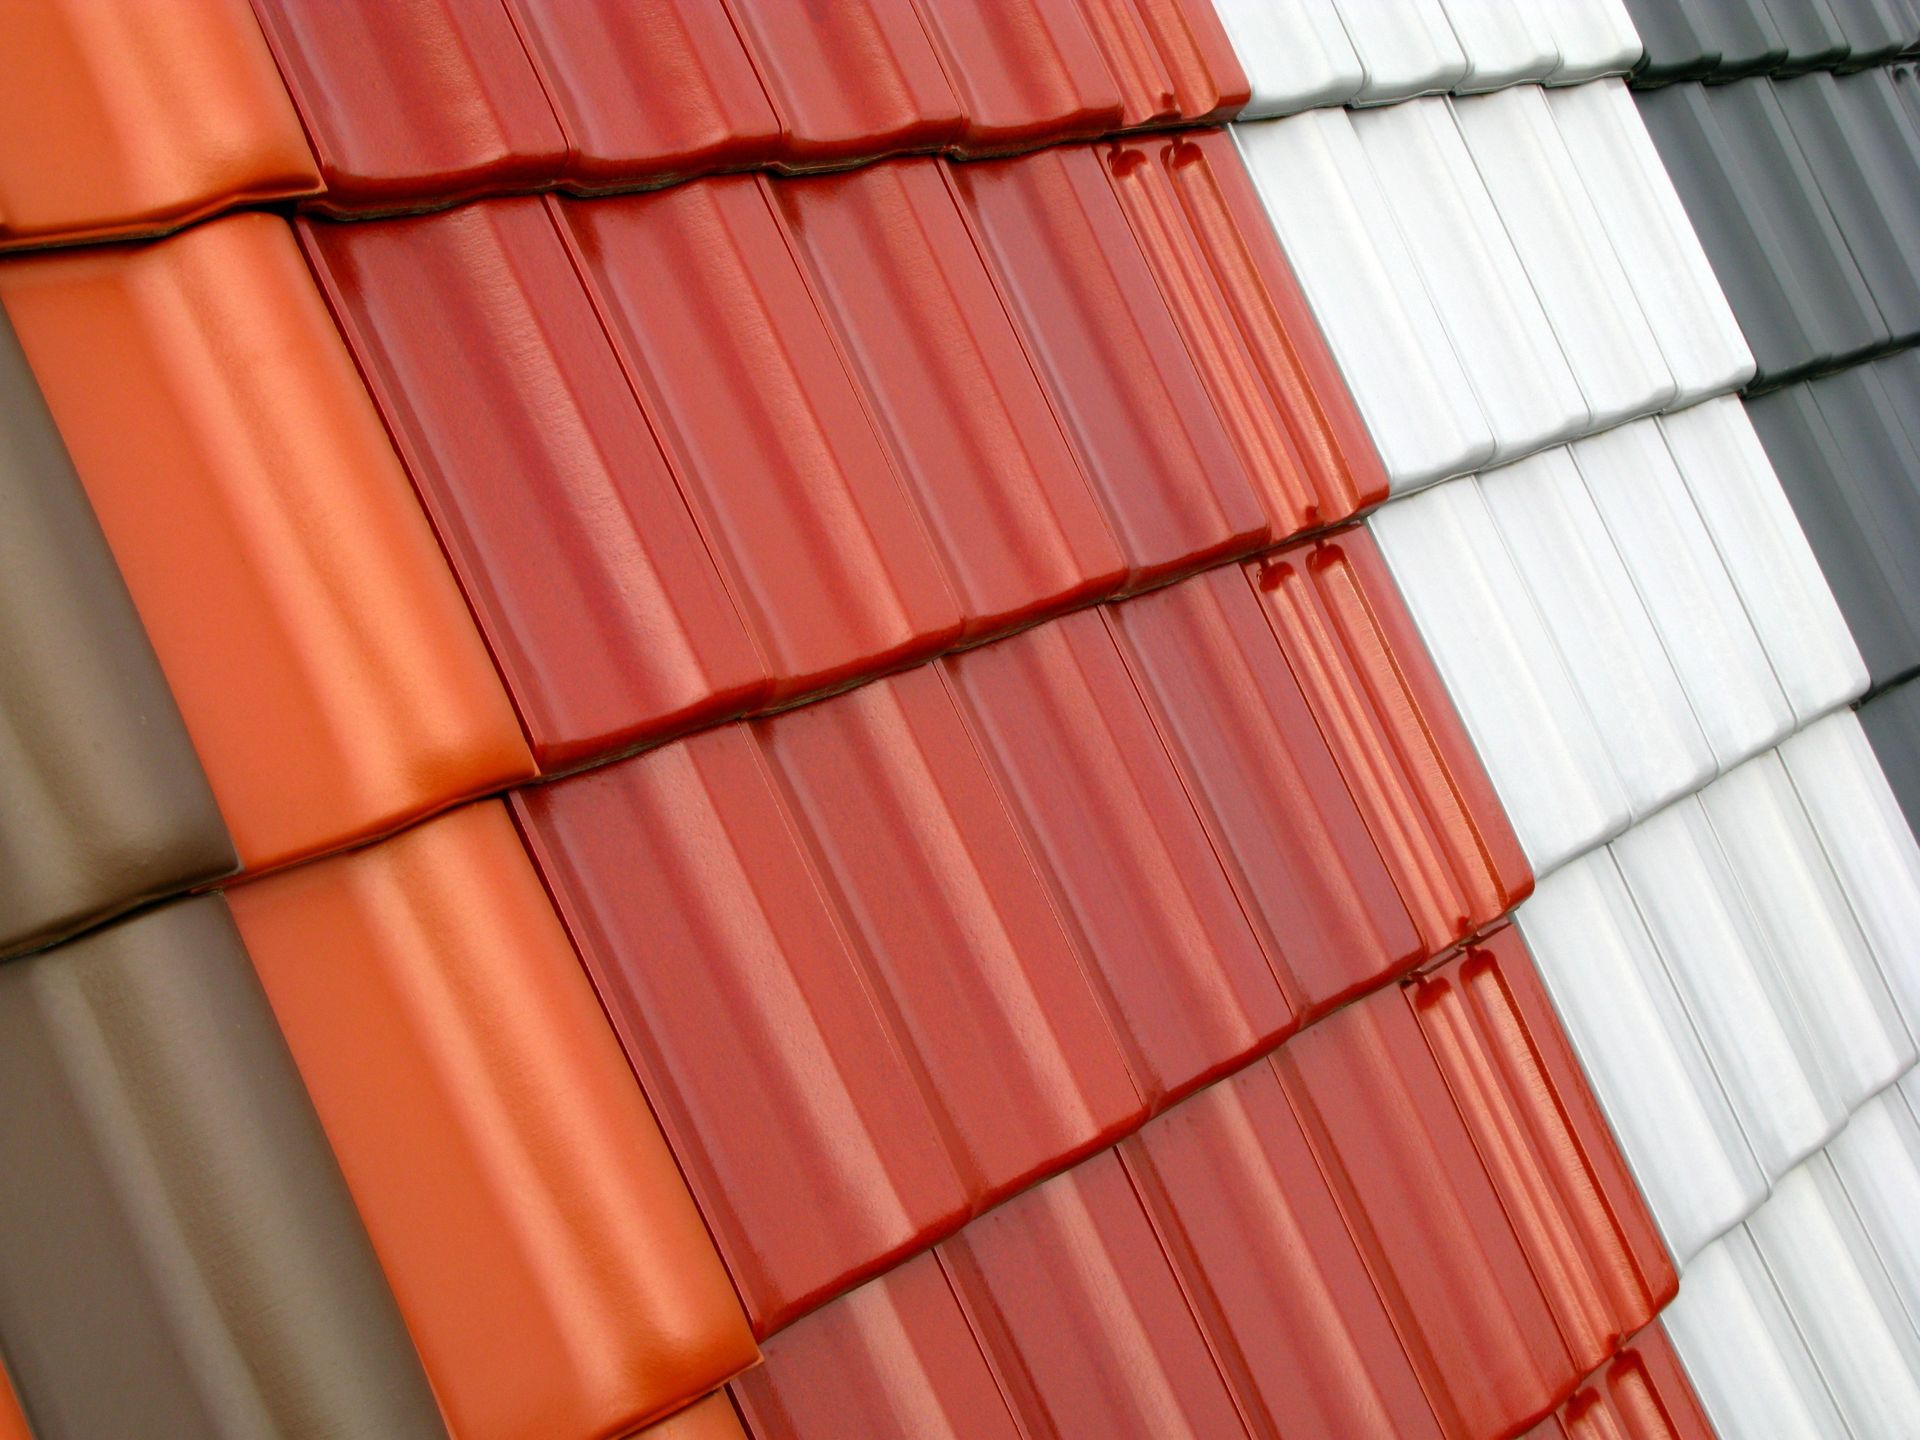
[
  {"xmin": 0, "ymin": 897, "xmax": 444, "ymax": 1440},
  {"xmin": 0, "ymin": 308, "xmax": 235, "ymax": 959}
]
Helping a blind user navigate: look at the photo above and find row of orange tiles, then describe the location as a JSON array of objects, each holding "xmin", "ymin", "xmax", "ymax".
[{"xmin": 0, "ymin": 0, "xmax": 1247, "ymax": 247}]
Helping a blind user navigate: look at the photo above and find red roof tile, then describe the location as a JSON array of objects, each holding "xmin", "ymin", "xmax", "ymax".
[
  {"xmin": 945, "ymin": 609, "xmax": 1293, "ymax": 1107},
  {"xmin": 248, "ymin": 0, "xmax": 565, "ymax": 210},
  {"xmin": 733, "ymin": 1252, "xmax": 1022, "ymax": 1438},
  {"xmin": 728, "ymin": 0, "xmax": 962, "ymax": 167},
  {"xmin": 1123, "ymin": 1063, "xmax": 1445, "ymax": 1439},
  {"xmin": 1107, "ymin": 567, "xmax": 1425, "ymax": 1019},
  {"xmin": 757, "ymin": 667, "xmax": 1146, "ymax": 1208},
  {"xmin": 1275, "ymin": 981, "xmax": 1577, "ymax": 1438},
  {"xmin": 561, "ymin": 178, "xmax": 963, "ymax": 702},
  {"xmin": 506, "ymin": 0, "xmax": 782, "ymax": 189},
  {"xmin": 1525, "ymin": 1329, "xmax": 1716, "ymax": 1440},
  {"xmin": 515, "ymin": 725, "xmax": 967, "ymax": 1336},
  {"xmin": 1078, "ymin": 0, "xmax": 1248, "ymax": 127},
  {"xmin": 912, "ymin": 0, "xmax": 1123, "ymax": 153},
  {"xmin": 0, "ymin": 0, "xmax": 318, "ymax": 249},
  {"xmin": 1107, "ymin": 129, "xmax": 1387, "ymax": 530},
  {"xmin": 1410, "ymin": 930, "xmax": 1677, "ymax": 1379},
  {"xmin": 772, "ymin": 158, "xmax": 1126, "ymax": 638},
  {"xmin": 231, "ymin": 801, "xmax": 758, "ymax": 1440},
  {"xmin": 300, "ymin": 197, "xmax": 767, "ymax": 769},
  {"xmin": 950, "ymin": 146, "xmax": 1271, "ymax": 586},
  {"xmin": 940, "ymin": 1150, "xmax": 1251, "ymax": 1438},
  {"xmin": 1246, "ymin": 532, "xmax": 1530, "ymax": 952},
  {"xmin": 0, "ymin": 213, "xmax": 533, "ymax": 873}
]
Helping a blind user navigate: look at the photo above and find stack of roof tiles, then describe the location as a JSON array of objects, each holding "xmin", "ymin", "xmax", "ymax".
[{"xmin": 0, "ymin": 2, "xmax": 1915, "ymax": 1437}]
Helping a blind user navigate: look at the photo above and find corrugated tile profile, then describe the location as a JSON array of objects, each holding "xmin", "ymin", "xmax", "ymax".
[
  {"xmin": 0, "ymin": 0, "xmax": 319, "ymax": 250},
  {"xmin": 1623, "ymin": 0, "xmax": 1914, "ymax": 84},
  {"xmin": 227, "ymin": 0, "xmax": 1252, "ymax": 215},
  {"xmin": 0, "ymin": 305, "xmax": 236, "ymax": 960},
  {"xmin": 228, "ymin": 801, "xmax": 759, "ymax": 1440},
  {"xmin": 0, "ymin": 213, "xmax": 535, "ymax": 873},
  {"xmin": 1747, "ymin": 355, "xmax": 1920, "ymax": 696},
  {"xmin": 0, "ymin": 897, "xmax": 445, "ymax": 1440}
]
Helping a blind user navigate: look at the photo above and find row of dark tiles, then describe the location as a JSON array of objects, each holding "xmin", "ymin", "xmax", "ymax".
[
  {"xmin": 1624, "ymin": 0, "xmax": 1920, "ymax": 84},
  {"xmin": 1749, "ymin": 348, "xmax": 1920, "ymax": 698},
  {"xmin": 1865, "ymin": 673, "xmax": 1920, "ymax": 833},
  {"xmin": 1638, "ymin": 62, "xmax": 1920, "ymax": 388},
  {"xmin": 0, "ymin": 0, "xmax": 1248, "ymax": 250},
  {"xmin": 0, "ymin": 128, "xmax": 1382, "ymax": 944}
]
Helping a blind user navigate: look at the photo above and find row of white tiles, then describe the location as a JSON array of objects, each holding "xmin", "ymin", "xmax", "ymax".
[
  {"xmin": 1517, "ymin": 709, "xmax": 1920, "ymax": 1265},
  {"xmin": 1235, "ymin": 80, "xmax": 1752, "ymax": 490},
  {"xmin": 1372, "ymin": 399, "xmax": 1863, "ymax": 875},
  {"xmin": 1212, "ymin": 0, "xmax": 1642, "ymax": 113},
  {"xmin": 1211, "ymin": 10, "xmax": 1920, "ymax": 1419},
  {"xmin": 1663, "ymin": 1073, "xmax": 1920, "ymax": 1440}
]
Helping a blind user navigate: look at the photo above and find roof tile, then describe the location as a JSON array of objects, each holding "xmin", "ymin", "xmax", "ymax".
[
  {"xmin": 229, "ymin": 801, "xmax": 759, "ymax": 1440},
  {"xmin": 1123, "ymin": 1062, "xmax": 1445, "ymax": 1439},
  {"xmin": 944, "ymin": 608, "xmax": 1293, "ymax": 1107},
  {"xmin": 913, "ymin": 0, "xmax": 1123, "ymax": 153},
  {"xmin": 0, "ymin": 213, "xmax": 534, "ymax": 873},
  {"xmin": 561, "ymin": 177, "xmax": 963, "ymax": 701},
  {"xmin": 514, "ymin": 726, "xmax": 967, "ymax": 1335},
  {"xmin": 757, "ymin": 667, "xmax": 1146, "ymax": 1209},
  {"xmin": 772, "ymin": 158, "xmax": 1126, "ymax": 638},
  {"xmin": 248, "ymin": 0, "xmax": 566, "ymax": 210},
  {"xmin": 726, "ymin": 0, "xmax": 963, "ymax": 167},
  {"xmin": 1348, "ymin": 96, "xmax": 1592, "ymax": 466},
  {"xmin": 505, "ymin": 0, "xmax": 783, "ymax": 189},
  {"xmin": 1370, "ymin": 478, "xmax": 1632, "ymax": 876},
  {"xmin": 949, "ymin": 144, "xmax": 1271, "ymax": 583},
  {"xmin": 1273, "ymin": 978, "xmax": 1577, "ymax": 1439},
  {"xmin": 1609, "ymin": 796, "xmax": 1848, "ymax": 1179},
  {"xmin": 300, "ymin": 197, "xmax": 768, "ymax": 770},
  {"xmin": 1107, "ymin": 567, "xmax": 1425, "ymax": 1018},
  {"xmin": 1452, "ymin": 84, "xmax": 1678, "ymax": 429},
  {"xmin": 1544, "ymin": 78, "xmax": 1754, "ymax": 406},
  {"xmin": 1245, "ymin": 531, "xmax": 1531, "ymax": 947},
  {"xmin": 0, "ymin": 307, "xmax": 236, "ymax": 960},
  {"xmin": 1525, "ymin": 1329, "xmax": 1716, "ymax": 1440},
  {"xmin": 1209, "ymin": 0, "xmax": 1362, "ymax": 118},
  {"xmin": 1077, "ymin": 0, "xmax": 1250, "ymax": 125},
  {"xmin": 1234, "ymin": 108, "xmax": 1497, "ymax": 492},
  {"xmin": 1746, "ymin": 372, "xmax": 1920, "ymax": 694},
  {"xmin": 940, "ymin": 1149, "xmax": 1251, "ymax": 1439},
  {"xmin": 1327, "ymin": 0, "xmax": 1469, "ymax": 103},
  {"xmin": 1409, "ymin": 928, "xmax": 1678, "ymax": 1374},
  {"xmin": 733, "ymin": 1253, "xmax": 1022, "ymax": 1438},
  {"xmin": 1104, "ymin": 128, "xmax": 1388, "ymax": 531},
  {"xmin": 1517, "ymin": 850, "xmax": 1766, "ymax": 1266},
  {"xmin": 0, "ymin": 897, "xmax": 444, "ymax": 1439},
  {"xmin": 0, "ymin": 0, "xmax": 319, "ymax": 249},
  {"xmin": 1476, "ymin": 448, "xmax": 1717, "ymax": 823}
]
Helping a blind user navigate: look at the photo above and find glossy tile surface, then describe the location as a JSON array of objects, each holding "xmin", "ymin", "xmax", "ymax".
[{"xmin": 232, "ymin": 802, "xmax": 758, "ymax": 1440}]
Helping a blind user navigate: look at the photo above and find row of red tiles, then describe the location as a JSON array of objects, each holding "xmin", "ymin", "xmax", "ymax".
[
  {"xmin": 254, "ymin": 0, "xmax": 1249, "ymax": 206},
  {"xmin": 210, "ymin": 532, "xmax": 1526, "ymax": 1436},
  {"xmin": 0, "ymin": 0, "xmax": 1248, "ymax": 249},
  {"xmin": 516, "ymin": 535, "xmax": 1528, "ymax": 1336},
  {"xmin": 727, "ymin": 930, "xmax": 1682, "ymax": 1440},
  {"xmin": 0, "ymin": 131, "xmax": 1381, "ymax": 876}
]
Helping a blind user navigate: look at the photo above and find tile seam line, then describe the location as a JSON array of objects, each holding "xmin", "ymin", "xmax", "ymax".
[{"xmin": 0, "ymin": 109, "xmax": 1262, "ymax": 256}]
